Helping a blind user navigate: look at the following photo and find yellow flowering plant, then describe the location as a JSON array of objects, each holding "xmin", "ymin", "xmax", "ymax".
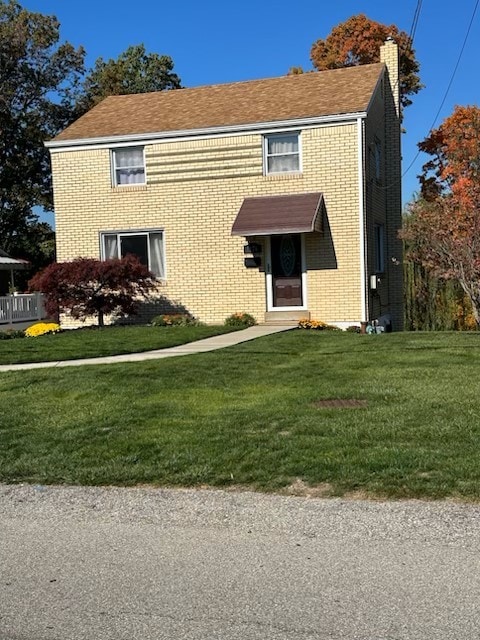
[
  {"xmin": 297, "ymin": 318, "xmax": 338, "ymax": 331},
  {"xmin": 25, "ymin": 322, "xmax": 61, "ymax": 338}
]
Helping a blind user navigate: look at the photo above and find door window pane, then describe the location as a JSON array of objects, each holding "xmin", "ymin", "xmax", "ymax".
[{"xmin": 271, "ymin": 234, "xmax": 303, "ymax": 307}]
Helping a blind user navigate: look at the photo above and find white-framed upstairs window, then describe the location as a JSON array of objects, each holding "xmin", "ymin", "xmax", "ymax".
[
  {"xmin": 101, "ymin": 230, "xmax": 165, "ymax": 279},
  {"xmin": 111, "ymin": 147, "xmax": 146, "ymax": 186},
  {"xmin": 264, "ymin": 132, "xmax": 301, "ymax": 175},
  {"xmin": 374, "ymin": 223, "xmax": 385, "ymax": 274}
]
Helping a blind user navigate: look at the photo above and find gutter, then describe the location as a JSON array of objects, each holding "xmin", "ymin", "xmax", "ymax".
[
  {"xmin": 357, "ymin": 116, "xmax": 367, "ymax": 323},
  {"xmin": 45, "ymin": 111, "xmax": 368, "ymax": 152}
]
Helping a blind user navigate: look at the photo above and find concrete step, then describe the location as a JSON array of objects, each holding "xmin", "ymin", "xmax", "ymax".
[{"xmin": 264, "ymin": 310, "xmax": 309, "ymax": 326}]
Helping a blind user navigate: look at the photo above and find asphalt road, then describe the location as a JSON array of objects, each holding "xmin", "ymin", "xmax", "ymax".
[{"xmin": 1, "ymin": 484, "xmax": 479, "ymax": 640}]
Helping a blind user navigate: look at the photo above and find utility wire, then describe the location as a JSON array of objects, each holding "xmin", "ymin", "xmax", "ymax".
[
  {"xmin": 386, "ymin": 0, "xmax": 479, "ymax": 190},
  {"xmin": 423, "ymin": 0, "xmax": 479, "ymax": 135},
  {"xmin": 388, "ymin": 0, "xmax": 423, "ymax": 107},
  {"xmin": 408, "ymin": 0, "xmax": 423, "ymax": 46}
]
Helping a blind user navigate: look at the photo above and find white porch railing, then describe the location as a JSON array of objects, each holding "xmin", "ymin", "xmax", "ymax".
[{"xmin": 0, "ymin": 293, "xmax": 46, "ymax": 325}]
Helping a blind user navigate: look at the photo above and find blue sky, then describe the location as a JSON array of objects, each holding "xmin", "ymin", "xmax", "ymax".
[{"xmin": 25, "ymin": 0, "xmax": 480, "ymax": 226}]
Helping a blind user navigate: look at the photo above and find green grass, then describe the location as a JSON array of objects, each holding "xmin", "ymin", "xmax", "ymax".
[
  {"xmin": 2, "ymin": 330, "xmax": 480, "ymax": 500},
  {"xmin": 0, "ymin": 324, "xmax": 238, "ymax": 364}
]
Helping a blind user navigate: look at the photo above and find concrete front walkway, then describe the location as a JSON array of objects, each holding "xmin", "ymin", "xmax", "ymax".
[{"xmin": 0, "ymin": 325, "xmax": 293, "ymax": 372}]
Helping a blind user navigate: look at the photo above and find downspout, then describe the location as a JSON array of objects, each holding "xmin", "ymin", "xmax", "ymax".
[{"xmin": 357, "ymin": 116, "xmax": 367, "ymax": 322}]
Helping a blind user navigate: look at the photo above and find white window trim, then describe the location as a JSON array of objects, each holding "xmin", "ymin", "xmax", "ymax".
[
  {"xmin": 111, "ymin": 146, "xmax": 147, "ymax": 187},
  {"xmin": 263, "ymin": 131, "xmax": 302, "ymax": 176},
  {"xmin": 100, "ymin": 229, "xmax": 166, "ymax": 279}
]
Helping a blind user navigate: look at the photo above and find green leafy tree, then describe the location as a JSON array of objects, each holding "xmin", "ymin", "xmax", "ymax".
[
  {"xmin": 403, "ymin": 255, "xmax": 476, "ymax": 331},
  {"xmin": 310, "ymin": 14, "xmax": 422, "ymax": 111},
  {"xmin": 76, "ymin": 44, "xmax": 182, "ymax": 113},
  {"xmin": 402, "ymin": 194, "xmax": 480, "ymax": 326},
  {"xmin": 0, "ymin": 0, "xmax": 84, "ymax": 252}
]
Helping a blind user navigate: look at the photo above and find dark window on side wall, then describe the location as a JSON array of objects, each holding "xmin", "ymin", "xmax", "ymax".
[{"xmin": 374, "ymin": 224, "xmax": 385, "ymax": 273}]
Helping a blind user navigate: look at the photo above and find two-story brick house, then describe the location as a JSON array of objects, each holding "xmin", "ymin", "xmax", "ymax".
[{"xmin": 46, "ymin": 39, "xmax": 402, "ymax": 329}]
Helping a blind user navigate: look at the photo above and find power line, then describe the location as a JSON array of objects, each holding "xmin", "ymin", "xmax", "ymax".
[
  {"xmin": 388, "ymin": 0, "xmax": 480, "ymax": 189},
  {"xmin": 425, "ymin": 0, "xmax": 479, "ymax": 135},
  {"xmin": 408, "ymin": 0, "xmax": 423, "ymax": 46},
  {"xmin": 389, "ymin": 0, "xmax": 423, "ymax": 106}
]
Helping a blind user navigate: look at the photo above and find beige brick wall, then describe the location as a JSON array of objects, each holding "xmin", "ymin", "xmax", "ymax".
[{"xmin": 51, "ymin": 123, "xmax": 364, "ymax": 326}]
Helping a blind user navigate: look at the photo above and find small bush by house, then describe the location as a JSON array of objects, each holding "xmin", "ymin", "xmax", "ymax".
[
  {"xmin": 0, "ymin": 329, "xmax": 26, "ymax": 340},
  {"xmin": 224, "ymin": 312, "xmax": 256, "ymax": 328},
  {"xmin": 151, "ymin": 313, "xmax": 200, "ymax": 327}
]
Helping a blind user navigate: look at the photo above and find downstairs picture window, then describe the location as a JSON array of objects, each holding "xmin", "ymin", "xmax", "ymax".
[{"xmin": 101, "ymin": 230, "xmax": 165, "ymax": 278}]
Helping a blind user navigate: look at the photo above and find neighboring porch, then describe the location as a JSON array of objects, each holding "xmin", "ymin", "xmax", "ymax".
[
  {"xmin": 0, "ymin": 248, "xmax": 29, "ymax": 295},
  {"xmin": 0, "ymin": 293, "xmax": 46, "ymax": 329},
  {"xmin": 0, "ymin": 249, "xmax": 46, "ymax": 329}
]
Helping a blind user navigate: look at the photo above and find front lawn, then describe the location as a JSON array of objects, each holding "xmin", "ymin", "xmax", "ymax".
[
  {"xmin": 2, "ymin": 330, "xmax": 480, "ymax": 500},
  {"xmin": 0, "ymin": 324, "xmax": 238, "ymax": 364}
]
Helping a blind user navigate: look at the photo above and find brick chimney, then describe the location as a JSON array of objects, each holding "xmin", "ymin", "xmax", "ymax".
[
  {"xmin": 380, "ymin": 37, "xmax": 400, "ymax": 118},
  {"xmin": 379, "ymin": 37, "xmax": 403, "ymax": 329}
]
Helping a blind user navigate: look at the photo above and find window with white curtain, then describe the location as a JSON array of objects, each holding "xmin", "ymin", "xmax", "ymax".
[
  {"xmin": 101, "ymin": 230, "xmax": 165, "ymax": 278},
  {"xmin": 264, "ymin": 133, "xmax": 300, "ymax": 175},
  {"xmin": 112, "ymin": 147, "xmax": 146, "ymax": 186}
]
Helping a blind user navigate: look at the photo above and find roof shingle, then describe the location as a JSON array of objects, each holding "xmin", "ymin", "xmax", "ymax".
[{"xmin": 52, "ymin": 63, "xmax": 384, "ymax": 143}]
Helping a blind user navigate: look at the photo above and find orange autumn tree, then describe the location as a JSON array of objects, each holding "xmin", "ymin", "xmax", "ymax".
[
  {"xmin": 418, "ymin": 105, "xmax": 480, "ymax": 204},
  {"xmin": 402, "ymin": 106, "xmax": 480, "ymax": 325},
  {"xmin": 310, "ymin": 14, "xmax": 422, "ymax": 111}
]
